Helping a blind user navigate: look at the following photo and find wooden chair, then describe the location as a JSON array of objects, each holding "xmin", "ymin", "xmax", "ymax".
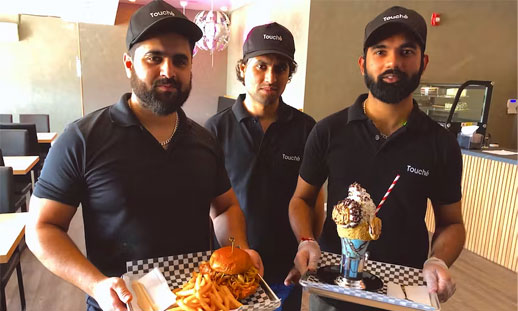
[
  {"xmin": 19, "ymin": 114, "xmax": 50, "ymax": 133},
  {"xmin": 0, "ymin": 166, "xmax": 27, "ymax": 311}
]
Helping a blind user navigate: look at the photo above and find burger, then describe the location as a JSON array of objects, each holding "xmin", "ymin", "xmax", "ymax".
[{"xmin": 201, "ymin": 246, "xmax": 260, "ymax": 299}]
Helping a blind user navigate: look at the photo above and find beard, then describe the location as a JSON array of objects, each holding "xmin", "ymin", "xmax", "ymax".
[
  {"xmin": 130, "ymin": 69, "xmax": 192, "ymax": 115},
  {"xmin": 364, "ymin": 63, "xmax": 423, "ymax": 104}
]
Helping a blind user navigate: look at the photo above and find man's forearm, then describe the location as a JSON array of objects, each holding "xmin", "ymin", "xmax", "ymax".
[
  {"xmin": 26, "ymin": 223, "xmax": 106, "ymax": 297},
  {"xmin": 430, "ymin": 223, "xmax": 466, "ymax": 266},
  {"xmin": 212, "ymin": 204, "xmax": 249, "ymax": 248},
  {"xmin": 289, "ymin": 197, "xmax": 316, "ymax": 241}
]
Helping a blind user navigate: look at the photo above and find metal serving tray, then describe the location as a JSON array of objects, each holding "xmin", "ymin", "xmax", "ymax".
[
  {"xmin": 300, "ymin": 252, "xmax": 440, "ymax": 311},
  {"xmin": 125, "ymin": 250, "xmax": 281, "ymax": 311}
]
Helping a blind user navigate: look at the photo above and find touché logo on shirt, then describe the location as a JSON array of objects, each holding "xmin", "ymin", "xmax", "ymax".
[
  {"xmin": 283, "ymin": 153, "xmax": 300, "ymax": 162},
  {"xmin": 407, "ymin": 165, "xmax": 429, "ymax": 177}
]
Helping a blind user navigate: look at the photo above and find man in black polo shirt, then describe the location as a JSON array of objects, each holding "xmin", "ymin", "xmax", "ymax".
[
  {"xmin": 25, "ymin": 1, "xmax": 262, "ymax": 311},
  {"xmin": 205, "ymin": 23, "xmax": 324, "ymax": 310},
  {"xmin": 288, "ymin": 6, "xmax": 465, "ymax": 310}
]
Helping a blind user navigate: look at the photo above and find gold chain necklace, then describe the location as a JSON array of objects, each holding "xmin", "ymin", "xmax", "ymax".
[
  {"xmin": 160, "ymin": 111, "xmax": 179, "ymax": 146},
  {"xmin": 363, "ymin": 99, "xmax": 388, "ymax": 139}
]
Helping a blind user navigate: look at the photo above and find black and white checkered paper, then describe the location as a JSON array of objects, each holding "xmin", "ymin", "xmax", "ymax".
[
  {"xmin": 126, "ymin": 251, "xmax": 280, "ymax": 311},
  {"xmin": 300, "ymin": 252, "xmax": 439, "ymax": 311}
]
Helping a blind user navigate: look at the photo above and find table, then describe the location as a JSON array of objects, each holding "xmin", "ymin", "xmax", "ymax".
[
  {"xmin": 0, "ymin": 213, "xmax": 28, "ymax": 264},
  {"xmin": 3, "ymin": 156, "xmax": 39, "ymax": 175},
  {"xmin": 37, "ymin": 132, "xmax": 57, "ymax": 144}
]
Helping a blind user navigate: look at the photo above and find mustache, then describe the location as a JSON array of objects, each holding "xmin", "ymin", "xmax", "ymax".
[{"xmin": 153, "ymin": 78, "xmax": 179, "ymax": 88}]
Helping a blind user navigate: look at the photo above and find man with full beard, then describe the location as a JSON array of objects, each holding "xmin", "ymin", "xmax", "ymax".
[
  {"xmin": 26, "ymin": 1, "xmax": 262, "ymax": 311},
  {"xmin": 288, "ymin": 6, "xmax": 465, "ymax": 310},
  {"xmin": 205, "ymin": 23, "xmax": 324, "ymax": 310}
]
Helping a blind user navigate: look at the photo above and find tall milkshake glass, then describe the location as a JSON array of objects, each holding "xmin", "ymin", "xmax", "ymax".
[{"xmin": 339, "ymin": 233, "xmax": 370, "ymax": 289}]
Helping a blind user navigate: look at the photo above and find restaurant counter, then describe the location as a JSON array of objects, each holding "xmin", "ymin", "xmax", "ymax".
[{"xmin": 425, "ymin": 146, "xmax": 517, "ymax": 272}]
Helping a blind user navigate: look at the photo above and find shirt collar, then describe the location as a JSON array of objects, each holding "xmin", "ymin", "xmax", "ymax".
[
  {"xmin": 109, "ymin": 93, "xmax": 188, "ymax": 132},
  {"xmin": 109, "ymin": 93, "xmax": 140, "ymax": 127},
  {"xmin": 348, "ymin": 93, "xmax": 427, "ymax": 131},
  {"xmin": 232, "ymin": 93, "xmax": 294, "ymax": 123}
]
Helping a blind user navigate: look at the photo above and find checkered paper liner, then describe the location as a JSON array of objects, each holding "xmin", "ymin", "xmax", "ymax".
[
  {"xmin": 126, "ymin": 251, "xmax": 281, "ymax": 311},
  {"xmin": 300, "ymin": 252, "xmax": 439, "ymax": 311}
]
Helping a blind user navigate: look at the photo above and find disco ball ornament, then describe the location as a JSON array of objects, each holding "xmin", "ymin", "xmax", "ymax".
[{"xmin": 194, "ymin": 10, "xmax": 231, "ymax": 54}]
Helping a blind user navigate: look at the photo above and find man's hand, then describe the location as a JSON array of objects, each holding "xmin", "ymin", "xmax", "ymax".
[
  {"xmin": 422, "ymin": 257, "xmax": 456, "ymax": 303},
  {"xmin": 293, "ymin": 239, "xmax": 321, "ymax": 277},
  {"xmin": 243, "ymin": 248, "xmax": 264, "ymax": 277},
  {"xmin": 284, "ymin": 267, "xmax": 301, "ymax": 286},
  {"xmin": 92, "ymin": 277, "xmax": 132, "ymax": 311}
]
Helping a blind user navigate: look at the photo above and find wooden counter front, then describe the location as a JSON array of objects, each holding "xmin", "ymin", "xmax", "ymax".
[{"xmin": 425, "ymin": 153, "xmax": 517, "ymax": 272}]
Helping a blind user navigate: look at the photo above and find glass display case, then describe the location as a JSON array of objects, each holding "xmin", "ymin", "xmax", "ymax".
[{"xmin": 413, "ymin": 80, "xmax": 494, "ymax": 136}]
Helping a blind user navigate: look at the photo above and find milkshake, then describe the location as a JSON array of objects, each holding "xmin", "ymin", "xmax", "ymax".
[{"xmin": 332, "ymin": 183, "xmax": 381, "ymax": 289}]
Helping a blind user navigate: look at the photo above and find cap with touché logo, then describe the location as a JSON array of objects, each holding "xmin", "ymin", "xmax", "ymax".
[
  {"xmin": 243, "ymin": 22, "xmax": 295, "ymax": 62},
  {"xmin": 126, "ymin": 0, "xmax": 202, "ymax": 50},
  {"xmin": 364, "ymin": 6, "xmax": 427, "ymax": 52}
]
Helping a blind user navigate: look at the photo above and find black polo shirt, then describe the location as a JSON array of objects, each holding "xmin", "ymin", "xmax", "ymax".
[
  {"xmin": 301, "ymin": 94, "xmax": 462, "ymax": 269},
  {"xmin": 34, "ymin": 93, "xmax": 230, "ymax": 277},
  {"xmin": 205, "ymin": 94, "xmax": 316, "ymax": 283}
]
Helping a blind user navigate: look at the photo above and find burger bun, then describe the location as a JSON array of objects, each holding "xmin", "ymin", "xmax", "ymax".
[{"xmin": 210, "ymin": 246, "xmax": 252, "ymax": 275}]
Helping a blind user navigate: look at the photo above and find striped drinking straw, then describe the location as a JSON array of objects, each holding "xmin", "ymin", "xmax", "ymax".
[{"xmin": 376, "ymin": 174, "xmax": 400, "ymax": 214}]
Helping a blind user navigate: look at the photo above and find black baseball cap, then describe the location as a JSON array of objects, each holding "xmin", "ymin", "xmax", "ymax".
[
  {"xmin": 364, "ymin": 6, "xmax": 427, "ymax": 52},
  {"xmin": 126, "ymin": 0, "xmax": 202, "ymax": 50},
  {"xmin": 243, "ymin": 22, "xmax": 295, "ymax": 62}
]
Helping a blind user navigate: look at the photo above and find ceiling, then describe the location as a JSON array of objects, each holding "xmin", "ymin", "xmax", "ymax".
[
  {"xmin": 1, "ymin": 0, "xmax": 254, "ymax": 25},
  {"xmin": 119, "ymin": 0, "xmax": 254, "ymax": 12}
]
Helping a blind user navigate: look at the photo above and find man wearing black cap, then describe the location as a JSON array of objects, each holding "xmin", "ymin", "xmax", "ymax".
[
  {"xmin": 288, "ymin": 6, "xmax": 465, "ymax": 310},
  {"xmin": 26, "ymin": 1, "xmax": 262, "ymax": 310},
  {"xmin": 205, "ymin": 22, "xmax": 324, "ymax": 310}
]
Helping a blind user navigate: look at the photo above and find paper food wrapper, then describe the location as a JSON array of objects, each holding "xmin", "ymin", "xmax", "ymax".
[
  {"xmin": 386, "ymin": 282, "xmax": 440, "ymax": 308},
  {"xmin": 123, "ymin": 267, "xmax": 176, "ymax": 311}
]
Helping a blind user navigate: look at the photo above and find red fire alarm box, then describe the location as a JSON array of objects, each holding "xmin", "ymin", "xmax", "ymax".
[{"xmin": 431, "ymin": 13, "xmax": 441, "ymax": 26}]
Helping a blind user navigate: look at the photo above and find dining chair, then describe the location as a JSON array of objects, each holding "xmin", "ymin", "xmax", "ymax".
[
  {"xmin": 0, "ymin": 149, "xmax": 31, "ymax": 209},
  {"xmin": 0, "ymin": 166, "xmax": 27, "ymax": 311},
  {"xmin": 0, "ymin": 128, "xmax": 38, "ymax": 196},
  {"xmin": 0, "ymin": 124, "xmax": 39, "ymax": 157},
  {"xmin": 19, "ymin": 114, "xmax": 50, "ymax": 133},
  {"xmin": 0, "ymin": 114, "xmax": 13, "ymax": 123},
  {"xmin": 0, "ymin": 130, "xmax": 30, "ymax": 157}
]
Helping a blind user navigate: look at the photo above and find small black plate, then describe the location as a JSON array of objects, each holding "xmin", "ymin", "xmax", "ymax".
[{"xmin": 316, "ymin": 265, "xmax": 383, "ymax": 291}]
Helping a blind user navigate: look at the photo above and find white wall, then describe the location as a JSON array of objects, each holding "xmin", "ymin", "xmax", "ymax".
[{"xmin": 0, "ymin": 15, "xmax": 82, "ymax": 133}]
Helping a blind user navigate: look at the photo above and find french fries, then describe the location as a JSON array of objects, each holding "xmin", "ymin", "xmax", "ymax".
[{"xmin": 168, "ymin": 271, "xmax": 243, "ymax": 311}]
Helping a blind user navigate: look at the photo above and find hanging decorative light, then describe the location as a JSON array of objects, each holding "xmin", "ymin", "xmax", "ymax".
[{"xmin": 193, "ymin": 1, "xmax": 231, "ymax": 55}]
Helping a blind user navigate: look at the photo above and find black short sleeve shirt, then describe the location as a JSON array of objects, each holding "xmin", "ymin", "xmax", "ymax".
[
  {"xmin": 34, "ymin": 93, "xmax": 231, "ymax": 276},
  {"xmin": 205, "ymin": 94, "xmax": 316, "ymax": 282},
  {"xmin": 300, "ymin": 94, "xmax": 462, "ymax": 269}
]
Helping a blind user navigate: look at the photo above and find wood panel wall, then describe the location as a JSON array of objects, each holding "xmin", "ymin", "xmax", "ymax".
[{"xmin": 425, "ymin": 154, "xmax": 518, "ymax": 272}]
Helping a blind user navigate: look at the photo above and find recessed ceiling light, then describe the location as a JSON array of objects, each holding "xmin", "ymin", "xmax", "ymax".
[{"xmin": 128, "ymin": 0, "xmax": 136, "ymax": 2}]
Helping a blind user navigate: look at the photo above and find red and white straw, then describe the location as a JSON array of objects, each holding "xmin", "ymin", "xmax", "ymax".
[{"xmin": 376, "ymin": 174, "xmax": 400, "ymax": 214}]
